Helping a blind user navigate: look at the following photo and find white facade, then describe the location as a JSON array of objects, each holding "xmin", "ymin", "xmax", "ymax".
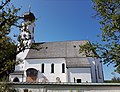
[
  {"xmin": 14, "ymin": 58, "xmax": 67, "ymax": 82},
  {"xmin": 67, "ymin": 68, "xmax": 92, "ymax": 83},
  {"xmin": 25, "ymin": 58, "xmax": 67, "ymax": 82},
  {"xmin": 15, "ymin": 58, "xmax": 92, "ymax": 82},
  {"xmin": 10, "ymin": 74, "xmax": 23, "ymax": 82},
  {"xmin": 10, "ymin": 57, "xmax": 104, "ymax": 83}
]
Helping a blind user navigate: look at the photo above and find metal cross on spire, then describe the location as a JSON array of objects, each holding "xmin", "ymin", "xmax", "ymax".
[{"xmin": 28, "ymin": 5, "xmax": 31, "ymax": 13}]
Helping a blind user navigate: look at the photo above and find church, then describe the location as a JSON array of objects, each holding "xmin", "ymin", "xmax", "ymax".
[{"xmin": 9, "ymin": 12, "xmax": 104, "ymax": 83}]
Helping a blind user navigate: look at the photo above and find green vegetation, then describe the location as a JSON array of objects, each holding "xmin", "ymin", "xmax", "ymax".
[
  {"xmin": 0, "ymin": 77, "xmax": 18, "ymax": 92},
  {"xmin": 0, "ymin": 0, "xmax": 21, "ymax": 79},
  {"xmin": 105, "ymin": 72, "xmax": 120, "ymax": 83},
  {"xmin": 80, "ymin": 0, "xmax": 120, "ymax": 73},
  {"xmin": 0, "ymin": 0, "xmax": 25, "ymax": 91}
]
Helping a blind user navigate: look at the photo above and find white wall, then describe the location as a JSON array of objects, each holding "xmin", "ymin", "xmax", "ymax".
[
  {"xmin": 88, "ymin": 57, "xmax": 97, "ymax": 83},
  {"xmin": 88, "ymin": 57, "xmax": 104, "ymax": 83},
  {"xmin": 67, "ymin": 68, "xmax": 92, "ymax": 83},
  {"xmin": 15, "ymin": 61, "xmax": 25, "ymax": 71},
  {"xmin": 24, "ymin": 58, "xmax": 67, "ymax": 82},
  {"xmin": 12, "ymin": 83, "xmax": 120, "ymax": 92},
  {"xmin": 9, "ymin": 75, "xmax": 23, "ymax": 82},
  {"xmin": 16, "ymin": 48, "xmax": 29, "ymax": 72},
  {"xmin": 15, "ymin": 54, "xmax": 104, "ymax": 83},
  {"xmin": 16, "ymin": 49, "xmax": 30, "ymax": 60}
]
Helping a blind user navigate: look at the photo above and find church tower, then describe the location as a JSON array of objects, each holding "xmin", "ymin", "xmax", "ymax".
[
  {"xmin": 19, "ymin": 11, "xmax": 35, "ymax": 48},
  {"xmin": 17, "ymin": 11, "xmax": 35, "ymax": 60}
]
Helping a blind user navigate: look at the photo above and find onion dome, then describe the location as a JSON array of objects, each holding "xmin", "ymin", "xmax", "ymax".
[{"xmin": 23, "ymin": 12, "xmax": 35, "ymax": 22}]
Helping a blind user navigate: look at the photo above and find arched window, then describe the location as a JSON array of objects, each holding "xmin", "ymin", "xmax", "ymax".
[
  {"xmin": 62, "ymin": 63, "xmax": 65, "ymax": 73},
  {"xmin": 26, "ymin": 68, "xmax": 38, "ymax": 82},
  {"xmin": 41, "ymin": 63, "xmax": 44, "ymax": 73},
  {"xmin": 51, "ymin": 63, "xmax": 54, "ymax": 73},
  {"xmin": 13, "ymin": 77, "xmax": 19, "ymax": 82}
]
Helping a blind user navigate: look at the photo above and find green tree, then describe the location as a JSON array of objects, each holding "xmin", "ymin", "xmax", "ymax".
[
  {"xmin": 111, "ymin": 77, "xmax": 120, "ymax": 83},
  {"xmin": 0, "ymin": 1, "xmax": 21, "ymax": 91},
  {"xmin": 0, "ymin": 0, "xmax": 22, "ymax": 79},
  {"xmin": 0, "ymin": 0, "xmax": 37, "ymax": 79},
  {"xmin": 0, "ymin": 0, "xmax": 36, "ymax": 91},
  {"xmin": 111, "ymin": 72, "xmax": 120, "ymax": 83},
  {"xmin": 0, "ymin": 78, "xmax": 19, "ymax": 92},
  {"xmin": 80, "ymin": 0, "xmax": 120, "ymax": 73}
]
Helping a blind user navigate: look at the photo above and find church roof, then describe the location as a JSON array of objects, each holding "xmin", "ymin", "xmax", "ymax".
[
  {"xmin": 66, "ymin": 58, "xmax": 91, "ymax": 68},
  {"xmin": 26, "ymin": 40, "xmax": 91, "ymax": 68}
]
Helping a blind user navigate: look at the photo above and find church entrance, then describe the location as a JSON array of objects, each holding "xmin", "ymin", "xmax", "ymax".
[{"xmin": 26, "ymin": 68, "xmax": 38, "ymax": 82}]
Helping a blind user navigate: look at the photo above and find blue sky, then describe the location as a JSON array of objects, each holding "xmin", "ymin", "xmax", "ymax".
[{"xmin": 10, "ymin": 0, "xmax": 119, "ymax": 80}]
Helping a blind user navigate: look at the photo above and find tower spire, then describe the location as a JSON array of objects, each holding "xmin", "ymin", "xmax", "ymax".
[{"xmin": 28, "ymin": 5, "xmax": 31, "ymax": 13}]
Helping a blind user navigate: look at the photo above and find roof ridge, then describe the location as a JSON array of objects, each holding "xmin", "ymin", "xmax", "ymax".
[{"xmin": 34, "ymin": 40, "xmax": 89, "ymax": 44}]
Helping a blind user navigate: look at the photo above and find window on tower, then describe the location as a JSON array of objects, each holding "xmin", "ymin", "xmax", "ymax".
[{"xmin": 32, "ymin": 28, "xmax": 34, "ymax": 33}]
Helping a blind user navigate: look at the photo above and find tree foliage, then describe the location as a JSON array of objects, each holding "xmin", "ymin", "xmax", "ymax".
[
  {"xmin": 0, "ymin": 0, "xmax": 37, "ymax": 79},
  {"xmin": 0, "ymin": 0, "xmax": 21, "ymax": 78},
  {"xmin": 0, "ymin": 0, "xmax": 36, "ymax": 91},
  {"xmin": 0, "ymin": 78, "xmax": 18, "ymax": 92},
  {"xmin": 111, "ymin": 77, "xmax": 120, "ymax": 83},
  {"xmin": 105, "ymin": 72, "xmax": 120, "ymax": 83},
  {"xmin": 80, "ymin": 0, "xmax": 120, "ymax": 73}
]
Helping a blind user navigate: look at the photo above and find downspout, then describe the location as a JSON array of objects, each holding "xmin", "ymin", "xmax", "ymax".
[
  {"xmin": 90, "ymin": 67, "xmax": 93, "ymax": 82},
  {"xmin": 94, "ymin": 58, "xmax": 98, "ymax": 83},
  {"xmin": 66, "ymin": 41, "xmax": 68, "ymax": 82},
  {"xmin": 101, "ymin": 62, "xmax": 104, "ymax": 82}
]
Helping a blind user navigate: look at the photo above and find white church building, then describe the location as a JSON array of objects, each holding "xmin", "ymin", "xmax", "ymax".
[{"xmin": 9, "ymin": 12, "xmax": 104, "ymax": 83}]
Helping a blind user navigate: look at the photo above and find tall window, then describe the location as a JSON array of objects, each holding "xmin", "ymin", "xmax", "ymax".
[
  {"xmin": 62, "ymin": 63, "xmax": 65, "ymax": 73},
  {"xmin": 41, "ymin": 63, "xmax": 44, "ymax": 73},
  {"xmin": 51, "ymin": 63, "xmax": 54, "ymax": 73}
]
